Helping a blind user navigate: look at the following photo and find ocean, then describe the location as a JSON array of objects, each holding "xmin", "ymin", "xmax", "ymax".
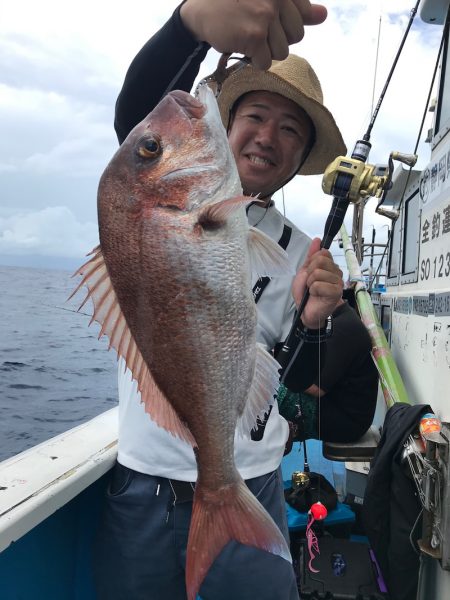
[{"xmin": 0, "ymin": 264, "xmax": 118, "ymax": 462}]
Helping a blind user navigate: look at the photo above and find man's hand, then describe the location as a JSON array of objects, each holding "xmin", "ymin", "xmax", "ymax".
[
  {"xmin": 292, "ymin": 237, "xmax": 343, "ymax": 330},
  {"xmin": 180, "ymin": 0, "xmax": 327, "ymax": 70}
]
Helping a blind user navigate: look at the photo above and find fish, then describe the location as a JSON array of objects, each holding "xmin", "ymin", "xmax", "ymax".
[{"xmin": 70, "ymin": 84, "xmax": 293, "ymax": 600}]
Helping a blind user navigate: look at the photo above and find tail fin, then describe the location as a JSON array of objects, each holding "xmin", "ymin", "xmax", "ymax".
[{"xmin": 185, "ymin": 478, "xmax": 291, "ymax": 600}]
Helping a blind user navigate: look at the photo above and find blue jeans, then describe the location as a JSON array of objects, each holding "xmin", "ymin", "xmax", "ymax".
[{"xmin": 93, "ymin": 463, "xmax": 299, "ymax": 600}]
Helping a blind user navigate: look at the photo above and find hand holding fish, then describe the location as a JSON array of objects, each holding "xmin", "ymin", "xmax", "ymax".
[
  {"xmin": 180, "ymin": 0, "xmax": 327, "ymax": 70},
  {"xmin": 291, "ymin": 237, "xmax": 343, "ymax": 329}
]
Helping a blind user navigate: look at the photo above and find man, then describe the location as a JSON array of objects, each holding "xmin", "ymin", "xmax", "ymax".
[
  {"xmin": 94, "ymin": 1, "xmax": 346, "ymax": 599},
  {"xmin": 279, "ymin": 292, "xmax": 379, "ymax": 445}
]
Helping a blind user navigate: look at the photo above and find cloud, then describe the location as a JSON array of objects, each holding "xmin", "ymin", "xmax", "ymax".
[
  {"xmin": 0, "ymin": 33, "xmax": 118, "ymax": 105},
  {"xmin": 268, "ymin": 1, "xmax": 441, "ymax": 279},
  {"xmin": 0, "ymin": 207, "xmax": 98, "ymax": 258},
  {"xmin": 0, "ymin": 75, "xmax": 116, "ymax": 174},
  {"xmin": 0, "ymin": 0, "xmax": 443, "ymax": 274}
]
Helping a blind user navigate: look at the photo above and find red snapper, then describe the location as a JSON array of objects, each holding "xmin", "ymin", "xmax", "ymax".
[{"xmin": 71, "ymin": 84, "xmax": 293, "ymax": 599}]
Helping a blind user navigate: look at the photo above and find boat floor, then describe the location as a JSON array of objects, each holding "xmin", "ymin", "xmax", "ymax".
[{"xmin": 0, "ymin": 439, "xmax": 356, "ymax": 599}]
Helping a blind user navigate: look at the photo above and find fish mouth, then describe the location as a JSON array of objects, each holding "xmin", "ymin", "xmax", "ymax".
[{"xmin": 161, "ymin": 164, "xmax": 218, "ymax": 181}]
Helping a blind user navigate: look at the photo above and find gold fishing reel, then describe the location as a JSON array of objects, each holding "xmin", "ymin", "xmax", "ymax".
[
  {"xmin": 292, "ymin": 470, "xmax": 310, "ymax": 490},
  {"xmin": 322, "ymin": 150, "xmax": 418, "ymax": 204}
]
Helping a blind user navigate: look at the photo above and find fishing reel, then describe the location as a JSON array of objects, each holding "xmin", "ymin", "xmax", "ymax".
[
  {"xmin": 323, "ymin": 156, "xmax": 390, "ymax": 202},
  {"xmin": 322, "ymin": 143, "xmax": 418, "ymax": 204}
]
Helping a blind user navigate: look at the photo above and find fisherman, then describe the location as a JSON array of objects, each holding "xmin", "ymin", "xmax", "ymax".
[
  {"xmin": 94, "ymin": 1, "xmax": 346, "ymax": 599},
  {"xmin": 279, "ymin": 290, "xmax": 379, "ymax": 447}
]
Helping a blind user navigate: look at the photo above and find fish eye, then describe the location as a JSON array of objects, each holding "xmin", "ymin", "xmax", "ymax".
[{"xmin": 137, "ymin": 135, "xmax": 162, "ymax": 159}]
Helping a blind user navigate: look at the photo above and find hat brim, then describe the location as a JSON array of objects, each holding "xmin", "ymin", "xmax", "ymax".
[{"xmin": 217, "ymin": 68, "xmax": 346, "ymax": 176}]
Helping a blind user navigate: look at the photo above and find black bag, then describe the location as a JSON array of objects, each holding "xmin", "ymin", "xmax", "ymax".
[
  {"xmin": 298, "ymin": 536, "xmax": 389, "ymax": 599},
  {"xmin": 284, "ymin": 472, "xmax": 338, "ymax": 513}
]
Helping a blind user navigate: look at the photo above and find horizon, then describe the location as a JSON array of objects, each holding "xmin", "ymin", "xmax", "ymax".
[{"xmin": 0, "ymin": 254, "xmax": 82, "ymax": 272}]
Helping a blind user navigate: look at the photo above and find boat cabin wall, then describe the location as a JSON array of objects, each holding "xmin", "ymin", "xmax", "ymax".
[{"xmin": 382, "ymin": 2, "xmax": 450, "ymax": 420}]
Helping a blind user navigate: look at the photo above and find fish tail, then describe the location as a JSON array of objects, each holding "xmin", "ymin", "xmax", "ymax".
[{"xmin": 185, "ymin": 478, "xmax": 291, "ymax": 600}]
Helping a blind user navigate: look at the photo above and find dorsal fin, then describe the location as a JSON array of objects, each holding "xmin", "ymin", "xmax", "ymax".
[
  {"xmin": 69, "ymin": 246, "xmax": 196, "ymax": 446},
  {"xmin": 237, "ymin": 343, "xmax": 280, "ymax": 437},
  {"xmin": 248, "ymin": 227, "xmax": 294, "ymax": 277}
]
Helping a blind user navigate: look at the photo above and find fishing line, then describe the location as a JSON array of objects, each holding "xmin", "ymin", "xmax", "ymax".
[
  {"xmin": 303, "ymin": 307, "xmax": 328, "ymax": 573},
  {"xmin": 291, "ymin": 4, "xmax": 429, "ymax": 543},
  {"xmin": 364, "ymin": 0, "xmax": 421, "ymax": 142},
  {"xmin": 278, "ymin": 0, "xmax": 425, "ymax": 381},
  {"xmin": 370, "ymin": 15, "xmax": 382, "ymax": 118},
  {"xmin": 316, "ymin": 308, "xmax": 322, "ymax": 485},
  {"xmin": 246, "ymin": 201, "xmax": 270, "ymax": 227},
  {"xmin": 42, "ymin": 303, "xmax": 92, "ymax": 318}
]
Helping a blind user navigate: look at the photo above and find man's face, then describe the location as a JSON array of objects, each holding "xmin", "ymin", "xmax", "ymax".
[{"xmin": 227, "ymin": 91, "xmax": 313, "ymax": 198}]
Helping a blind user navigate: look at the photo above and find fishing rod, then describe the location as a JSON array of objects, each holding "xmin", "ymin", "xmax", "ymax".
[
  {"xmin": 340, "ymin": 223, "xmax": 409, "ymax": 407},
  {"xmin": 277, "ymin": 1, "xmax": 421, "ymax": 380},
  {"xmin": 365, "ymin": 0, "xmax": 421, "ymax": 142},
  {"xmin": 368, "ymin": 11, "xmax": 446, "ymax": 293}
]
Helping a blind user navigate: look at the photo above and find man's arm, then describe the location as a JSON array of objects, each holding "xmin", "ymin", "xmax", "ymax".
[
  {"xmin": 292, "ymin": 238, "xmax": 343, "ymax": 330},
  {"xmin": 279, "ymin": 335, "xmax": 326, "ymax": 392},
  {"xmin": 114, "ymin": 5, "xmax": 209, "ymax": 144},
  {"xmin": 314, "ymin": 304, "xmax": 372, "ymax": 393},
  {"xmin": 115, "ymin": 0, "xmax": 328, "ymax": 143},
  {"xmin": 181, "ymin": 0, "xmax": 327, "ymax": 70},
  {"xmin": 280, "ymin": 237, "xmax": 342, "ymax": 392}
]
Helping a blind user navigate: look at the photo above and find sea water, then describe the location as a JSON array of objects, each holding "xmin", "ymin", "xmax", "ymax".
[{"xmin": 0, "ymin": 264, "xmax": 118, "ymax": 461}]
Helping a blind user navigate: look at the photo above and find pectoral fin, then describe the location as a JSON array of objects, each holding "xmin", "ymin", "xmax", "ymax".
[
  {"xmin": 237, "ymin": 343, "xmax": 280, "ymax": 438},
  {"xmin": 68, "ymin": 246, "xmax": 196, "ymax": 446},
  {"xmin": 248, "ymin": 227, "xmax": 294, "ymax": 277},
  {"xmin": 197, "ymin": 194, "xmax": 250, "ymax": 227}
]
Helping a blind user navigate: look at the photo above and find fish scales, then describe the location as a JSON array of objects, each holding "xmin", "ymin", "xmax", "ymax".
[
  {"xmin": 128, "ymin": 211, "xmax": 256, "ymax": 481},
  {"xmin": 71, "ymin": 85, "xmax": 293, "ymax": 600}
]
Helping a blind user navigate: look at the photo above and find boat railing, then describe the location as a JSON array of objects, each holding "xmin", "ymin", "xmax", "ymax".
[{"xmin": 0, "ymin": 407, "xmax": 118, "ymax": 553}]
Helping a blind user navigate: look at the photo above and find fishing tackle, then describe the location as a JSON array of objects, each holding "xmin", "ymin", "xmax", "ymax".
[
  {"xmin": 277, "ymin": 0, "xmax": 423, "ymax": 380},
  {"xmin": 306, "ymin": 501, "xmax": 328, "ymax": 573},
  {"xmin": 194, "ymin": 54, "xmax": 251, "ymax": 99}
]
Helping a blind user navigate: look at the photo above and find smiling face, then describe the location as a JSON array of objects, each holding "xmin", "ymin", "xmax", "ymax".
[{"xmin": 227, "ymin": 91, "xmax": 313, "ymax": 198}]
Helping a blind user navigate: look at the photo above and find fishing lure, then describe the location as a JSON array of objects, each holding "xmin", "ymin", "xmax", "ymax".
[{"xmin": 306, "ymin": 501, "xmax": 328, "ymax": 573}]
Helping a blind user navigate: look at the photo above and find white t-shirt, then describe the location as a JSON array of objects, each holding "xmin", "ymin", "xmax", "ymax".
[{"xmin": 118, "ymin": 202, "xmax": 311, "ymax": 481}]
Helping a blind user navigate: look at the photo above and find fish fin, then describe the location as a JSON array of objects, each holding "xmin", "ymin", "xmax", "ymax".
[
  {"xmin": 237, "ymin": 343, "xmax": 280, "ymax": 438},
  {"xmin": 70, "ymin": 247, "xmax": 196, "ymax": 447},
  {"xmin": 198, "ymin": 194, "xmax": 250, "ymax": 225},
  {"xmin": 139, "ymin": 369, "xmax": 196, "ymax": 446},
  {"xmin": 186, "ymin": 478, "xmax": 291, "ymax": 600},
  {"xmin": 248, "ymin": 227, "xmax": 294, "ymax": 277}
]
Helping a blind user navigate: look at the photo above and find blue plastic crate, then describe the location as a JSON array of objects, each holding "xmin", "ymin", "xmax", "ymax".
[
  {"xmin": 282, "ymin": 440, "xmax": 355, "ymax": 532},
  {"xmin": 285, "ymin": 499, "xmax": 355, "ymax": 531}
]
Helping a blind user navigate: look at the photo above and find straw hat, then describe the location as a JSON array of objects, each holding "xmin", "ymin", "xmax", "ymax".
[{"xmin": 217, "ymin": 54, "xmax": 346, "ymax": 176}]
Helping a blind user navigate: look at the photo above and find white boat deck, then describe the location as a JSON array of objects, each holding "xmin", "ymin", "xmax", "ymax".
[{"xmin": 0, "ymin": 408, "xmax": 118, "ymax": 553}]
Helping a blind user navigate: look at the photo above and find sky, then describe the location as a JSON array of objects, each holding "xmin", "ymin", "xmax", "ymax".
[{"xmin": 0, "ymin": 0, "xmax": 444, "ymax": 278}]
